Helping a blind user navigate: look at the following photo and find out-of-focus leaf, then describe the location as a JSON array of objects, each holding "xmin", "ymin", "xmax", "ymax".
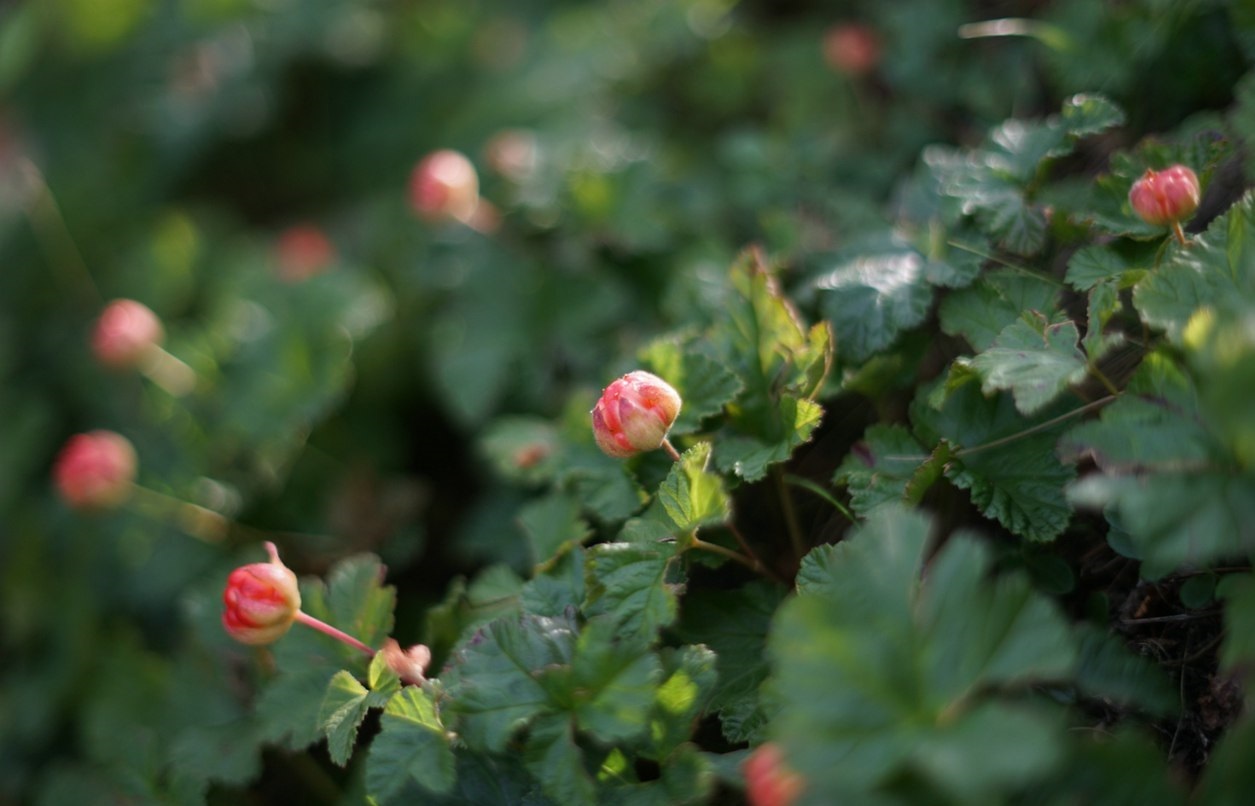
[
  {"xmin": 913, "ymin": 381, "xmax": 1076, "ymax": 542},
  {"xmin": 939, "ymin": 268, "xmax": 1063, "ymax": 351},
  {"xmin": 833, "ymin": 424, "xmax": 927, "ymax": 515},
  {"xmin": 771, "ymin": 505, "xmax": 1074, "ymax": 802},
  {"xmin": 518, "ymin": 492, "xmax": 592, "ymax": 567},
  {"xmin": 965, "ymin": 315, "xmax": 1089, "ymax": 415},
  {"xmin": 365, "ymin": 687, "xmax": 456, "ymax": 802}
]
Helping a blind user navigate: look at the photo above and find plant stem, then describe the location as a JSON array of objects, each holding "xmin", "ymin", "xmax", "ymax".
[
  {"xmin": 139, "ymin": 345, "xmax": 198, "ymax": 396},
  {"xmin": 952, "ymin": 395, "xmax": 1117, "ymax": 458},
  {"xmin": 774, "ymin": 467, "xmax": 807, "ymax": 560},
  {"xmin": 1171, "ymin": 220, "xmax": 1189, "ymax": 247},
  {"xmin": 125, "ymin": 483, "xmax": 229, "ymax": 543},
  {"xmin": 295, "ymin": 611, "xmax": 375, "ymax": 657},
  {"xmin": 783, "ymin": 473, "xmax": 855, "ymax": 523},
  {"xmin": 690, "ymin": 536, "xmax": 786, "ymax": 586},
  {"xmin": 1087, "ymin": 365, "xmax": 1122, "ymax": 397},
  {"xmin": 661, "ymin": 437, "xmax": 682, "ymax": 461}
]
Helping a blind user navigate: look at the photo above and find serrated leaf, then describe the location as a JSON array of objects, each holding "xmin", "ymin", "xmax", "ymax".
[
  {"xmin": 1134, "ymin": 192, "xmax": 1255, "ymax": 344},
  {"xmin": 1062, "ymin": 357, "xmax": 1255, "ymax": 569},
  {"xmin": 522, "ymin": 547, "xmax": 587, "ymax": 618},
  {"xmin": 638, "ymin": 341, "xmax": 743, "ymax": 434},
  {"xmin": 674, "ymin": 582, "xmax": 784, "ymax": 744},
  {"xmin": 714, "ymin": 396, "xmax": 823, "ymax": 482},
  {"xmin": 717, "ymin": 250, "xmax": 831, "ymax": 432},
  {"xmin": 365, "ymin": 687, "xmax": 455, "ymax": 802},
  {"xmin": 1060, "ymin": 93, "xmax": 1125, "ymax": 138},
  {"xmin": 441, "ymin": 612, "xmax": 578, "ymax": 753},
  {"xmin": 939, "ymin": 268, "xmax": 1062, "ymax": 351},
  {"xmin": 324, "ymin": 554, "xmax": 397, "ymax": 655},
  {"xmin": 813, "ymin": 238, "xmax": 934, "ymax": 363},
  {"xmin": 912, "ymin": 381, "xmax": 1075, "ymax": 541},
  {"xmin": 571, "ymin": 617, "xmax": 664, "ymax": 743},
  {"xmin": 583, "ymin": 542, "xmax": 682, "ymax": 643},
  {"xmin": 772, "ymin": 505, "xmax": 1074, "ymax": 802},
  {"xmin": 967, "ymin": 316, "xmax": 1088, "ymax": 415},
  {"xmin": 658, "ymin": 442, "xmax": 729, "ymax": 532},
  {"xmin": 833, "ymin": 424, "xmax": 928, "ymax": 515},
  {"xmin": 1084, "ymin": 281, "xmax": 1125, "ymax": 360},
  {"xmin": 254, "ymin": 666, "xmax": 339, "ymax": 751},
  {"xmin": 518, "ymin": 492, "xmax": 592, "ymax": 567},
  {"xmin": 1066, "ymin": 244, "xmax": 1139, "ymax": 292},
  {"xmin": 320, "ymin": 672, "xmax": 372, "ymax": 767}
]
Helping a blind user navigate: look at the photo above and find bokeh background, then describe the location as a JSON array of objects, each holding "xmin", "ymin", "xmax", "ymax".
[{"xmin": 2, "ymin": 1, "xmax": 1251, "ymax": 803}]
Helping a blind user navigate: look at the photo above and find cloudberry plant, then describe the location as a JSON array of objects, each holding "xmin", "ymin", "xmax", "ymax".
[{"xmin": 1129, "ymin": 164, "xmax": 1201, "ymax": 245}]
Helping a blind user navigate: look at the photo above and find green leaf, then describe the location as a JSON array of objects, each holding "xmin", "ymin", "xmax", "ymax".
[
  {"xmin": 939, "ymin": 268, "xmax": 1062, "ymax": 351},
  {"xmin": 365, "ymin": 687, "xmax": 455, "ymax": 802},
  {"xmin": 525, "ymin": 715, "xmax": 597, "ymax": 806},
  {"xmin": 833, "ymin": 424, "xmax": 928, "ymax": 515},
  {"xmin": 1134, "ymin": 192, "xmax": 1255, "ymax": 344},
  {"xmin": 319, "ymin": 672, "xmax": 372, "ymax": 767},
  {"xmin": 583, "ymin": 542, "xmax": 682, "ymax": 643},
  {"xmin": 324, "ymin": 553, "xmax": 397, "ymax": 655},
  {"xmin": 1059, "ymin": 93, "xmax": 1125, "ymax": 138},
  {"xmin": 638, "ymin": 340, "xmax": 743, "ymax": 434},
  {"xmin": 645, "ymin": 646, "xmax": 718, "ymax": 759},
  {"xmin": 441, "ymin": 612, "xmax": 578, "ymax": 753},
  {"xmin": 912, "ymin": 381, "xmax": 1076, "ymax": 542},
  {"xmin": 658, "ymin": 442, "xmax": 729, "ymax": 532},
  {"xmin": 674, "ymin": 582, "xmax": 785, "ymax": 744},
  {"xmin": 771, "ymin": 505, "xmax": 1074, "ymax": 802},
  {"xmin": 1084, "ymin": 281, "xmax": 1125, "ymax": 361},
  {"xmin": 478, "ymin": 417, "xmax": 562, "ymax": 486},
  {"xmin": 518, "ymin": 492, "xmax": 592, "ymax": 567},
  {"xmin": 966, "ymin": 315, "xmax": 1088, "ymax": 415},
  {"xmin": 714, "ymin": 396, "xmax": 824, "ymax": 482},
  {"xmin": 1065, "ymin": 244, "xmax": 1140, "ymax": 292},
  {"xmin": 715, "ymin": 250, "xmax": 831, "ymax": 433},
  {"xmin": 1062, "ymin": 356, "xmax": 1255, "ymax": 570},
  {"xmin": 813, "ymin": 235, "xmax": 934, "ymax": 363},
  {"xmin": 1072, "ymin": 625, "xmax": 1178, "ymax": 717},
  {"xmin": 571, "ymin": 617, "xmax": 664, "ymax": 743}
]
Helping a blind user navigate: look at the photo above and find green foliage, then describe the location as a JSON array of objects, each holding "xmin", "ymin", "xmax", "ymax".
[{"xmin": 8, "ymin": 1, "xmax": 1255, "ymax": 804}]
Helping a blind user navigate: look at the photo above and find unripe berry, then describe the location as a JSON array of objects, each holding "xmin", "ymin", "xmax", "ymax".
[
  {"xmin": 222, "ymin": 542, "xmax": 301, "ymax": 646},
  {"xmin": 409, "ymin": 149, "xmax": 480, "ymax": 224},
  {"xmin": 92, "ymin": 299, "xmax": 164, "ymax": 370},
  {"xmin": 275, "ymin": 224, "xmax": 335, "ymax": 282},
  {"xmin": 822, "ymin": 24, "xmax": 881, "ymax": 76},
  {"xmin": 743, "ymin": 743, "xmax": 805, "ymax": 806},
  {"xmin": 1129, "ymin": 165, "xmax": 1201, "ymax": 228},
  {"xmin": 52, "ymin": 430, "xmax": 138, "ymax": 511},
  {"xmin": 591, "ymin": 371, "xmax": 682, "ymax": 458}
]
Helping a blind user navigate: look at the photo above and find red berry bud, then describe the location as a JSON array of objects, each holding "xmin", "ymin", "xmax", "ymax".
[
  {"xmin": 222, "ymin": 542, "xmax": 302, "ymax": 646},
  {"xmin": 379, "ymin": 638, "xmax": 432, "ymax": 685},
  {"xmin": 822, "ymin": 24, "xmax": 881, "ymax": 76},
  {"xmin": 591, "ymin": 371, "xmax": 682, "ymax": 458},
  {"xmin": 409, "ymin": 149, "xmax": 480, "ymax": 224},
  {"xmin": 743, "ymin": 743, "xmax": 805, "ymax": 806},
  {"xmin": 275, "ymin": 224, "xmax": 335, "ymax": 282},
  {"xmin": 1128, "ymin": 165, "xmax": 1200, "ymax": 228},
  {"xmin": 92, "ymin": 299, "xmax": 164, "ymax": 370},
  {"xmin": 53, "ymin": 430, "xmax": 138, "ymax": 511}
]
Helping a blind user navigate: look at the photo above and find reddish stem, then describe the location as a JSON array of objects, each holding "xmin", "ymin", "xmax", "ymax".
[
  {"xmin": 294, "ymin": 611, "xmax": 375, "ymax": 657},
  {"xmin": 662, "ymin": 437, "xmax": 682, "ymax": 461}
]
